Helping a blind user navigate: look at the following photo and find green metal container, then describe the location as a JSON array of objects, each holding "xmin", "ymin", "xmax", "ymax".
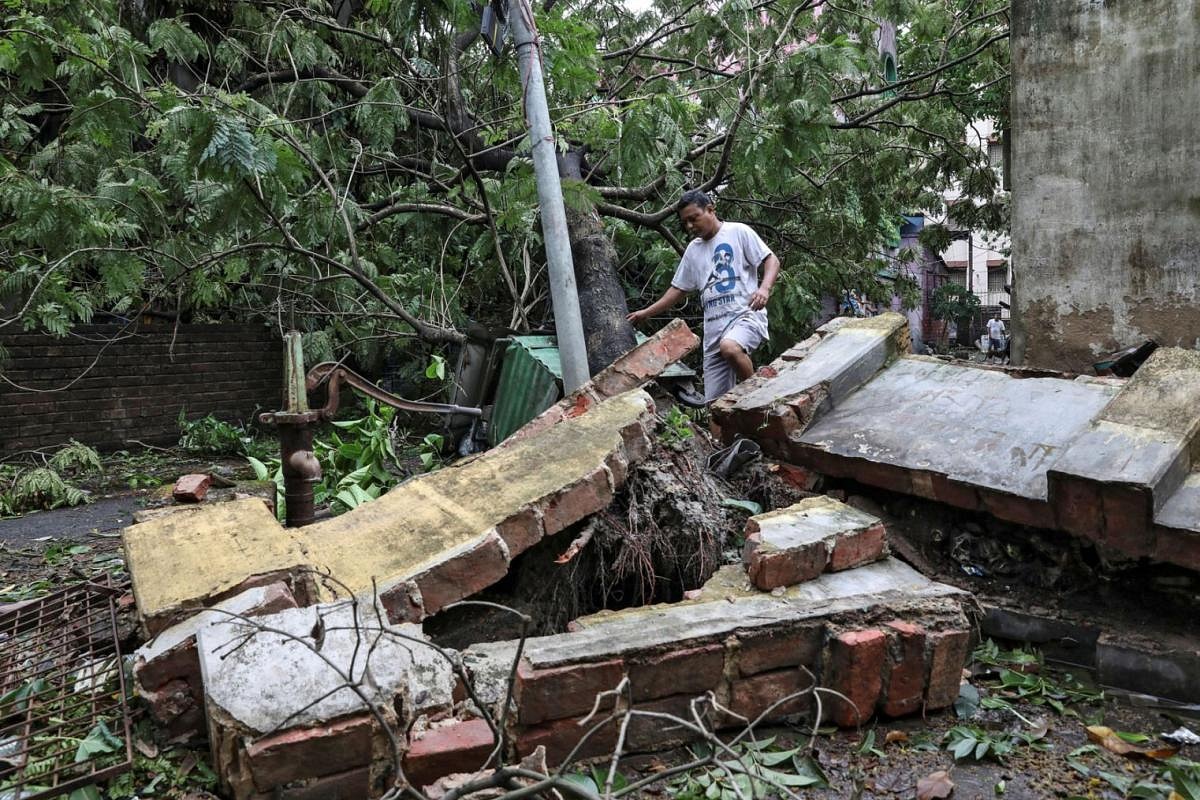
[{"xmin": 488, "ymin": 334, "xmax": 695, "ymax": 445}]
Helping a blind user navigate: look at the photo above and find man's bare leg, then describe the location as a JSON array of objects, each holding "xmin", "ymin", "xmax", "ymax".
[{"xmin": 719, "ymin": 338, "xmax": 754, "ymax": 381}]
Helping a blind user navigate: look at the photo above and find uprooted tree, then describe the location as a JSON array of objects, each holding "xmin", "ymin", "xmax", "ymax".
[{"xmin": 0, "ymin": 0, "xmax": 1008, "ymax": 374}]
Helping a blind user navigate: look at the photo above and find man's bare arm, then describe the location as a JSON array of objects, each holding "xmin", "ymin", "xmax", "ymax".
[
  {"xmin": 749, "ymin": 254, "xmax": 781, "ymax": 311},
  {"xmin": 627, "ymin": 286, "xmax": 688, "ymax": 324}
]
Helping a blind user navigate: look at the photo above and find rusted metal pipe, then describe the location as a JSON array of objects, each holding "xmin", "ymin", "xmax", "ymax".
[{"xmin": 260, "ymin": 336, "xmax": 486, "ymax": 528}]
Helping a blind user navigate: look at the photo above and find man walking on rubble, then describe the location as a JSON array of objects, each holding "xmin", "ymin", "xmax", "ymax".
[{"xmin": 626, "ymin": 190, "xmax": 781, "ymax": 403}]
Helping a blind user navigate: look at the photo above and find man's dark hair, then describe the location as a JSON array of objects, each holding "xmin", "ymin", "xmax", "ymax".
[{"xmin": 677, "ymin": 189, "xmax": 713, "ymax": 212}]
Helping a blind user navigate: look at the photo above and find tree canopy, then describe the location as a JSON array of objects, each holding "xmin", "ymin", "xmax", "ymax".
[{"xmin": 0, "ymin": 0, "xmax": 1009, "ymax": 374}]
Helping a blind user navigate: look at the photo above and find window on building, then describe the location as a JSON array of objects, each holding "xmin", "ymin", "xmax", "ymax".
[
  {"xmin": 987, "ymin": 267, "xmax": 1006, "ymax": 294},
  {"xmin": 947, "ymin": 271, "xmax": 967, "ymax": 288},
  {"xmin": 987, "ymin": 137, "xmax": 1006, "ymax": 190}
]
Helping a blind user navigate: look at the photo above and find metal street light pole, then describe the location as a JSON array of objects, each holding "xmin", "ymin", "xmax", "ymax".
[{"xmin": 507, "ymin": 0, "xmax": 590, "ymax": 392}]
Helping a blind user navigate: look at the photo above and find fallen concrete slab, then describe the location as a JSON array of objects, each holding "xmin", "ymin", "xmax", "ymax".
[
  {"xmin": 716, "ymin": 317, "xmax": 1200, "ymax": 571},
  {"xmin": 124, "ymin": 389, "xmax": 657, "ymax": 634},
  {"xmin": 742, "ymin": 496, "xmax": 889, "ymax": 590}
]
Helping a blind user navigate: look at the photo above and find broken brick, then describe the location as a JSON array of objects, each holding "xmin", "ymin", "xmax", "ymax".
[
  {"xmin": 627, "ymin": 694, "xmax": 705, "ymax": 751},
  {"xmin": 244, "ymin": 714, "xmax": 374, "ymax": 792},
  {"xmin": 515, "ymin": 658, "xmax": 624, "ymax": 726},
  {"xmin": 404, "ymin": 718, "xmax": 496, "ymax": 789},
  {"xmin": 173, "ymin": 473, "xmax": 212, "ymax": 503},
  {"xmin": 495, "ymin": 507, "xmax": 545, "ymax": 559},
  {"xmin": 408, "ymin": 530, "xmax": 511, "ymax": 618},
  {"xmin": 249, "ymin": 766, "xmax": 370, "ymax": 800},
  {"xmin": 736, "ymin": 626, "xmax": 823, "ymax": 677},
  {"xmin": 744, "ymin": 532, "xmax": 827, "ymax": 590},
  {"xmin": 515, "ymin": 715, "xmax": 620, "ymax": 764},
  {"xmin": 925, "ymin": 629, "xmax": 970, "ymax": 710},
  {"xmin": 825, "ymin": 629, "xmax": 886, "ymax": 728},
  {"xmin": 829, "ymin": 522, "xmax": 888, "ymax": 572},
  {"xmin": 727, "ymin": 668, "xmax": 812, "ymax": 722},
  {"xmin": 881, "ymin": 621, "xmax": 926, "ymax": 717},
  {"xmin": 627, "ymin": 644, "xmax": 725, "ymax": 702},
  {"xmin": 541, "ymin": 466, "xmax": 614, "ymax": 536}
]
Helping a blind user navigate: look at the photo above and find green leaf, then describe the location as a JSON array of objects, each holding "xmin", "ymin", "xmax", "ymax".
[
  {"xmin": 721, "ymin": 498, "xmax": 762, "ymax": 515},
  {"xmin": 75, "ymin": 721, "xmax": 122, "ymax": 763}
]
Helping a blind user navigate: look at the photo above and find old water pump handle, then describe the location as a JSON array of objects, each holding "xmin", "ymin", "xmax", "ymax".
[{"xmin": 304, "ymin": 362, "xmax": 483, "ymax": 420}]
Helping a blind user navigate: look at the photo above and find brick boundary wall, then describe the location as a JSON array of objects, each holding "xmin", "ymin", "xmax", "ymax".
[{"xmin": 0, "ymin": 323, "xmax": 283, "ymax": 453}]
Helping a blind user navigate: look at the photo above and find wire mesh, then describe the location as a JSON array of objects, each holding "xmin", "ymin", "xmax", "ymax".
[{"xmin": 0, "ymin": 583, "xmax": 132, "ymax": 799}]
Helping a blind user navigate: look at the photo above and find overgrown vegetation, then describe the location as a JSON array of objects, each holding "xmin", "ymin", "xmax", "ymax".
[
  {"xmin": 0, "ymin": 440, "xmax": 102, "ymax": 515},
  {"xmin": 178, "ymin": 411, "xmax": 270, "ymax": 458},
  {"xmin": 0, "ymin": 0, "xmax": 1009, "ymax": 370}
]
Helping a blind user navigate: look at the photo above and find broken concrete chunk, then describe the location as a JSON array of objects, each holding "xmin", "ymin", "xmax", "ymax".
[
  {"xmin": 198, "ymin": 600, "xmax": 455, "ymax": 799},
  {"xmin": 742, "ymin": 496, "xmax": 888, "ymax": 590},
  {"xmin": 173, "ymin": 473, "xmax": 212, "ymax": 503},
  {"xmin": 134, "ymin": 582, "xmax": 297, "ymax": 738},
  {"xmin": 125, "ymin": 390, "xmax": 658, "ymax": 632}
]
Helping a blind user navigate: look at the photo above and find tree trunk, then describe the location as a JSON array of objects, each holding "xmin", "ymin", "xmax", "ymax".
[{"xmin": 562, "ymin": 152, "xmax": 637, "ymax": 374}]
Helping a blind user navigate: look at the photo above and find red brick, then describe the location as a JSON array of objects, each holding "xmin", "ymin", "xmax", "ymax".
[
  {"xmin": 515, "ymin": 658, "xmax": 625, "ymax": 725},
  {"xmin": 768, "ymin": 462, "xmax": 819, "ymax": 492},
  {"xmin": 980, "ymin": 490, "xmax": 1055, "ymax": 530},
  {"xmin": 829, "ymin": 523, "xmax": 888, "ymax": 572},
  {"xmin": 250, "ymin": 766, "xmax": 370, "ymax": 800},
  {"xmin": 847, "ymin": 460, "xmax": 912, "ymax": 494},
  {"xmin": 378, "ymin": 579, "xmax": 424, "ymax": 624},
  {"xmin": 541, "ymin": 467, "xmax": 614, "ymax": 536},
  {"xmin": 1048, "ymin": 475, "xmax": 1103, "ymax": 536},
  {"xmin": 496, "ymin": 507, "xmax": 544, "ymax": 558},
  {"xmin": 1153, "ymin": 528, "xmax": 1200, "ymax": 571},
  {"xmin": 515, "ymin": 715, "xmax": 620, "ymax": 764},
  {"xmin": 245, "ymin": 715, "xmax": 373, "ymax": 791},
  {"xmin": 744, "ymin": 533, "xmax": 827, "ymax": 590},
  {"xmin": 825, "ymin": 629, "xmax": 886, "ymax": 728},
  {"xmin": 173, "ymin": 473, "xmax": 212, "ymax": 503},
  {"xmin": 1098, "ymin": 486, "xmax": 1155, "ymax": 558},
  {"xmin": 410, "ymin": 531, "xmax": 511, "ymax": 617},
  {"xmin": 925, "ymin": 629, "xmax": 970, "ymax": 710},
  {"xmin": 139, "ymin": 679, "xmax": 197, "ymax": 726},
  {"xmin": 727, "ymin": 668, "xmax": 813, "ymax": 722},
  {"xmin": 627, "ymin": 694, "xmax": 704, "ymax": 751},
  {"xmin": 404, "ymin": 718, "xmax": 496, "ymax": 789},
  {"xmin": 881, "ymin": 621, "xmax": 926, "ymax": 717},
  {"xmin": 736, "ymin": 626, "xmax": 823, "ymax": 676},
  {"xmin": 627, "ymin": 644, "xmax": 725, "ymax": 702}
]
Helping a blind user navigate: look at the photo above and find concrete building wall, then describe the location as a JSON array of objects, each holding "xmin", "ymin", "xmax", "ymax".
[{"xmin": 1010, "ymin": 0, "xmax": 1200, "ymax": 370}]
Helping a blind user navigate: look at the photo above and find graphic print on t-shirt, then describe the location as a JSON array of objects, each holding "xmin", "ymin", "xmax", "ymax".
[{"xmin": 708, "ymin": 243, "xmax": 737, "ymax": 293}]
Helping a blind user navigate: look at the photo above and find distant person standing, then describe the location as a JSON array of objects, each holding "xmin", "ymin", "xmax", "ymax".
[
  {"xmin": 986, "ymin": 312, "xmax": 1007, "ymax": 362},
  {"xmin": 627, "ymin": 190, "xmax": 781, "ymax": 403}
]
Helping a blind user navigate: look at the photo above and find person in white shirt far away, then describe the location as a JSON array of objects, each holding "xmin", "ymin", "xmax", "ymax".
[
  {"xmin": 627, "ymin": 190, "xmax": 782, "ymax": 403},
  {"xmin": 986, "ymin": 312, "xmax": 1007, "ymax": 363}
]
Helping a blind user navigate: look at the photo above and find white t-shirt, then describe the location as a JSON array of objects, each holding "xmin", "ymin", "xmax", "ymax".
[
  {"xmin": 671, "ymin": 222, "xmax": 773, "ymax": 350},
  {"xmin": 987, "ymin": 318, "xmax": 1006, "ymax": 340}
]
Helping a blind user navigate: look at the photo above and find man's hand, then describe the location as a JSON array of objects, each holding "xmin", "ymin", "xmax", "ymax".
[
  {"xmin": 627, "ymin": 308, "xmax": 649, "ymax": 324},
  {"xmin": 748, "ymin": 287, "xmax": 770, "ymax": 311}
]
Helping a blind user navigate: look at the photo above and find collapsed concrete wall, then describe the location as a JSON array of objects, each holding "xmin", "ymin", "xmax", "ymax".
[
  {"xmin": 715, "ymin": 314, "xmax": 1200, "ymax": 572},
  {"xmin": 1010, "ymin": 0, "xmax": 1200, "ymax": 369}
]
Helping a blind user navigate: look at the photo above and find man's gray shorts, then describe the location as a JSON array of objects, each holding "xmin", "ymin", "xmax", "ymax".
[{"xmin": 703, "ymin": 317, "xmax": 766, "ymax": 403}]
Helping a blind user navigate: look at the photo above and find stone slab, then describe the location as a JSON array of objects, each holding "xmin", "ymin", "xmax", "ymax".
[
  {"xmin": 125, "ymin": 390, "xmax": 656, "ymax": 631},
  {"xmin": 797, "ymin": 358, "xmax": 1117, "ymax": 501},
  {"xmin": 198, "ymin": 600, "xmax": 454, "ymax": 734},
  {"xmin": 1155, "ymin": 471, "xmax": 1200, "ymax": 532},
  {"xmin": 725, "ymin": 314, "xmax": 907, "ymax": 412}
]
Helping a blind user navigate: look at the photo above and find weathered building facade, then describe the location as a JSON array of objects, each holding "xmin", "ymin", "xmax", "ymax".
[{"xmin": 1010, "ymin": 0, "xmax": 1200, "ymax": 370}]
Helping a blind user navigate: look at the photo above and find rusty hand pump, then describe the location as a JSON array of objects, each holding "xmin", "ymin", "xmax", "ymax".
[{"xmin": 260, "ymin": 332, "xmax": 482, "ymax": 528}]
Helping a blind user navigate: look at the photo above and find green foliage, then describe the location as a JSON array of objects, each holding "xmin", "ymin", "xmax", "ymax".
[
  {"xmin": 931, "ymin": 281, "xmax": 982, "ymax": 323},
  {"xmin": 0, "ymin": 0, "xmax": 1009, "ymax": 365},
  {"xmin": 942, "ymin": 724, "xmax": 1046, "ymax": 763},
  {"xmin": 48, "ymin": 439, "xmax": 103, "ymax": 476},
  {"xmin": 178, "ymin": 411, "xmax": 264, "ymax": 457},
  {"xmin": 659, "ymin": 405, "xmax": 694, "ymax": 446},
  {"xmin": 3, "ymin": 466, "xmax": 87, "ymax": 513},
  {"xmin": 671, "ymin": 737, "xmax": 829, "ymax": 799},
  {"xmin": 970, "ymin": 640, "xmax": 1103, "ymax": 718}
]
